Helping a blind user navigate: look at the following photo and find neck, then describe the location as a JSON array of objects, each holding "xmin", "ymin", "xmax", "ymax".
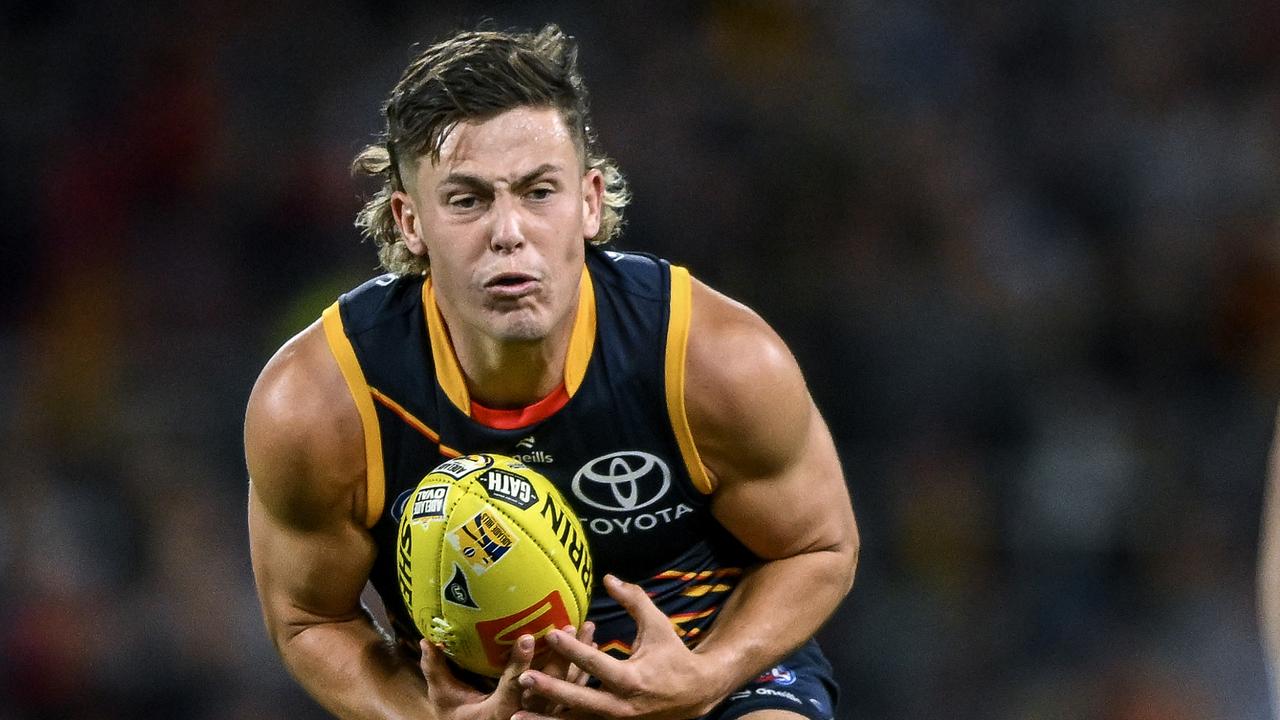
[
  {"xmin": 424, "ymin": 267, "xmax": 593, "ymax": 412},
  {"xmin": 450, "ymin": 329, "xmax": 570, "ymax": 409}
]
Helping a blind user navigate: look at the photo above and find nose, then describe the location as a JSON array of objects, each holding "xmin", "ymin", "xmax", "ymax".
[{"xmin": 489, "ymin": 193, "xmax": 524, "ymax": 254}]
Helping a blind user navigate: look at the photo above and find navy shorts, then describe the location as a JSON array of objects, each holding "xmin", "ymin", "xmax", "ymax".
[{"xmin": 701, "ymin": 639, "xmax": 838, "ymax": 720}]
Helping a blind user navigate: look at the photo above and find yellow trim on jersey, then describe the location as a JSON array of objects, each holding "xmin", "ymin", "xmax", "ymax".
[
  {"xmin": 321, "ymin": 302, "xmax": 386, "ymax": 528},
  {"xmin": 423, "ymin": 278, "xmax": 472, "ymax": 414},
  {"xmin": 664, "ymin": 266, "xmax": 714, "ymax": 494},
  {"xmin": 423, "ymin": 267, "xmax": 598, "ymax": 413},
  {"xmin": 369, "ymin": 387, "xmax": 463, "ymax": 458},
  {"xmin": 565, "ymin": 268, "xmax": 596, "ymax": 397}
]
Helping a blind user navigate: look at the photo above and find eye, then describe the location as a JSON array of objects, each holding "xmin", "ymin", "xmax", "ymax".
[
  {"xmin": 448, "ymin": 194, "xmax": 480, "ymax": 210},
  {"xmin": 526, "ymin": 186, "xmax": 554, "ymax": 201}
]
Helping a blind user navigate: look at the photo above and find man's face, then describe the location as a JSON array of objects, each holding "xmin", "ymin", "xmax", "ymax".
[{"xmin": 396, "ymin": 106, "xmax": 603, "ymax": 344}]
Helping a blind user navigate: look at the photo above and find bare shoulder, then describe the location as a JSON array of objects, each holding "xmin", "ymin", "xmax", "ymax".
[
  {"xmin": 684, "ymin": 278, "xmax": 813, "ymax": 485},
  {"xmin": 244, "ymin": 320, "xmax": 367, "ymax": 529}
]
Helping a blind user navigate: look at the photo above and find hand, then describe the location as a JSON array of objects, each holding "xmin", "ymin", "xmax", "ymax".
[
  {"xmin": 514, "ymin": 575, "xmax": 724, "ymax": 720},
  {"xmin": 522, "ymin": 622, "xmax": 597, "ymax": 715},
  {"xmin": 421, "ymin": 623, "xmax": 599, "ymax": 720},
  {"xmin": 420, "ymin": 634, "xmax": 535, "ymax": 720}
]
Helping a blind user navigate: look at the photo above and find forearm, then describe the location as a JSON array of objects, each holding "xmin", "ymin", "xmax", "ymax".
[
  {"xmin": 691, "ymin": 546, "xmax": 856, "ymax": 702},
  {"xmin": 277, "ymin": 615, "xmax": 433, "ymax": 720}
]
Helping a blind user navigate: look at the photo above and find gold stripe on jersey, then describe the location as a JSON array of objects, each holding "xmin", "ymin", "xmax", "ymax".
[
  {"xmin": 564, "ymin": 269, "xmax": 596, "ymax": 397},
  {"xmin": 669, "ymin": 607, "xmax": 718, "ymax": 637},
  {"xmin": 322, "ymin": 302, "xmax": 386, "ymax": 528},
  {"xmin": 423, "ymin": 279, "xmax": 471, "ymax": 414},
  {"xmin": 423, "ymin": 267, "xmax": 598, "ymax": 415},
  {"xmin": 664, "ymin": 267, "xmax": 714, "ymax": 494},
  {"xmin": 370, "ymin": 387, "xmax": 463, "ymax": 459},
  {"xmin": 654, "ymin": 568, "xmax": 743, "ymax": 581},
  {"xmin": 598, "ymin": 639, "xmax": 634, "ymax": 657}
]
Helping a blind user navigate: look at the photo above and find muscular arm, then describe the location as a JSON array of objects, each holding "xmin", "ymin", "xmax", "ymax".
[
  {"xmin": 246, "ymin": 322, "xmax": 434, "ymax": 719},
  {"xmin": 1259, "ymin": 408, "xmax": 1280, "ymax": 714},
  {"xmin": 681, "ymin": 278, "xmax": 859, "ymax": 702},
  {"xmin": 519, "ymin": 279, "xmax": 858, "ymax": 719}
]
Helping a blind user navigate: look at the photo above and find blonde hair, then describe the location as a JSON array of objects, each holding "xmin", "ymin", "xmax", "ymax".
[{"xmin": 353, "ymin": 25, "xmax": 630, "ymax": 276}]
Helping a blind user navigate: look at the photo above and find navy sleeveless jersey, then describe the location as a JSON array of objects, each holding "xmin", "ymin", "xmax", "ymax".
[{"xmin": 321, "ymin": 248, "xmax": 754, "ymax": 658}]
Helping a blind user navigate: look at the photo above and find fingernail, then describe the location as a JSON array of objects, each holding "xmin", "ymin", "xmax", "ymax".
[
  {"xmin": 519, "ymin": 671, "xmax": 535, "ymax": 688},
  {"xmin": 518, "ymin": 635, "xmax": 533, "ymax": 651}
]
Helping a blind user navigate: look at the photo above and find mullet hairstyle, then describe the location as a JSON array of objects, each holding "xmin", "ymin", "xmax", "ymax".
[{"xmin": 352, "ymin": 24, "xmax": 630, "ymax": 276}]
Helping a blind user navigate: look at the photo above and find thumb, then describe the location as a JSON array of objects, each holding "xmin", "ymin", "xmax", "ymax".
[
  {"xmin": 420, "ymin": 639, "xmax": 473, "ymax": 705},
  {"xmin": 603, "ymin": 575, "xmax": 674, "ymax": 643},
  {"xmin": 491, "ymin": 633, "xmax": 537, "ymax": 705}
]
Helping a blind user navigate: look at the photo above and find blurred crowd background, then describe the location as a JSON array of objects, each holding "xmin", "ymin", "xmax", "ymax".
[{"xmin": 3, "ymin": 1, "xmax": 1279, "ymax": 718}]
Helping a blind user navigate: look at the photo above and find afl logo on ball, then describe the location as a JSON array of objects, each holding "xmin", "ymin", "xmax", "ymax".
[{"xmin": 571, "ymin": 451, "xmax": 671, "ymax": 512}]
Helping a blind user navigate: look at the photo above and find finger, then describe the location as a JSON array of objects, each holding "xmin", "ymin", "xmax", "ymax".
[
  {"xmin": 510, "ymin": 711, "xmax": 559, "ymax": 720},
  {"xmin": 556, "ymin": 623, "xmax": 597, "ymax": 714},
  {"xmin": 601, "ymin": 574, "xmax": 676, "ymax": 643},
  {"xmin": 576, "ymin": 620, "xmax": 596, "ymax": 647},
  {"xmin": 534, "ymin": 625, "xmax": 578, "ymax": 678},
  {"xmin": 519, "ymin": 669, "xmax": 622, "ymax": 718},
  {"xmin": 562, "ymin": 624, "xmax": 596, "ymax": 688},
  {"xmin": 551, "ymin": 665, "xmax": 593, "ymax": 716},
  {"xmin": 420, "ymin": 640, "xmax": 476, "ymax": 706},
  {"xmin": 492, "ymin": 634, "xmax": 537, "ymax": 704},
  {"xmin": 512, "ymin": 711, "xmax": 593, "ymax": 720},
  {"xmin": 544, "ymin": 626, "xmax": 624, "ymax": 682}
]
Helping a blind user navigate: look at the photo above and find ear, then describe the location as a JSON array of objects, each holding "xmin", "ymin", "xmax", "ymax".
[
  {"xmin": 390, "ymin": 190, "xmax": 428, "ymax": 257},
  {"xmin": 581, "ymin": 168, "xmax": 605, "ymax": 240}
]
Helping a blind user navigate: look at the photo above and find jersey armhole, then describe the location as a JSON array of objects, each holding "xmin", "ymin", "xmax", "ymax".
[
  {"xmin": 321, "ymin": 302, "xmax": 386, "ymax": 527},
  {"xmin": 664, "ymin": 266, "xmax": 715, "ymax": 494}
]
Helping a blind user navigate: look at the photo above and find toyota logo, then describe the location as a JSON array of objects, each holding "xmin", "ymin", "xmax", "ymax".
[{"xmin": 571, "ymin": 451, "xmax": 671, "ymax": 512}]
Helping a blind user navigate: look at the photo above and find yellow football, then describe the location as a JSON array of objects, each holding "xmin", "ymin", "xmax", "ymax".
[{"xmin": 396, "ymin": 454, "xmax": 593, "ymax": 677}]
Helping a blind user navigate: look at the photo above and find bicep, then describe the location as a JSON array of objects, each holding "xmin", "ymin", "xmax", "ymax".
[
  {"xmin": 685, "ymin": 281, "xmax": 856, "ymax": 561},
  {"xmin": 248, "ymin": 480, "xmax": 377, "ymax": 634},
  {"xmin": 708, "ymin": 400, "xmax": 855, "ymax": 562},
  {"xmin": 244, "ymin": 324, "xmax": 378, "ymax": 637}
]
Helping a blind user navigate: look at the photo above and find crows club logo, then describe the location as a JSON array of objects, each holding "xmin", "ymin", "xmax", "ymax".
[{"xmin": 571, "ymin": 451, "xmax": 671, "ymax": 512}]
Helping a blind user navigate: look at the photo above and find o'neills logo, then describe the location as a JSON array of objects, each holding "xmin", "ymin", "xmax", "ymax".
[
  {"xmin": 511, "ymin": 436, "xmax": 554, "ymax": 464},
  {"xmin": 571, "ymin": 451, "xmax": 693, "ymax": 536}
]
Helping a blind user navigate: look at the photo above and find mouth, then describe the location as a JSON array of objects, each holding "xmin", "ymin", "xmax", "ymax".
[{"xmin": 483, "ymin": 272, "xmax": 539, "ymax": 298}]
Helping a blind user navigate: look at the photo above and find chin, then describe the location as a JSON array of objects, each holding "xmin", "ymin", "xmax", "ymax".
[{"xmin": 490, "ymin": 316, "xmax": 551, "ymax": 343}]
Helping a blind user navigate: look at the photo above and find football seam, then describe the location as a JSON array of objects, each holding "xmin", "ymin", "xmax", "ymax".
[
  {"xmin": 431, "ymin": 477, "xmax": 469, "ymax": 637},
  {"xmin": 473, "ymin": 485, "xmax": 588, "ymax": 623}
]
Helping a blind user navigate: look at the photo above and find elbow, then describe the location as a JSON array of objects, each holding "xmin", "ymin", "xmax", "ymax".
[
  {"xmin": 837, "ymin": 534, "xmax": 859, "ymax": 598},
  {"xmin": 827, "ymin": 516, "xmax": 859, "ymax": 599}
]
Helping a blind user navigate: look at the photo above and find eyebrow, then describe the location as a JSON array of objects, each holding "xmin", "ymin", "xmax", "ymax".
[{"xmin": 440, "ymin": 163, "xmax": 562, "ymax": 194}]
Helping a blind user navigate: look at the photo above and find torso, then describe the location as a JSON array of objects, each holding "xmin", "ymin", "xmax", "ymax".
[{"xmin": 324, "ymin": 249, "xmax": 754, "ymax": 658}]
